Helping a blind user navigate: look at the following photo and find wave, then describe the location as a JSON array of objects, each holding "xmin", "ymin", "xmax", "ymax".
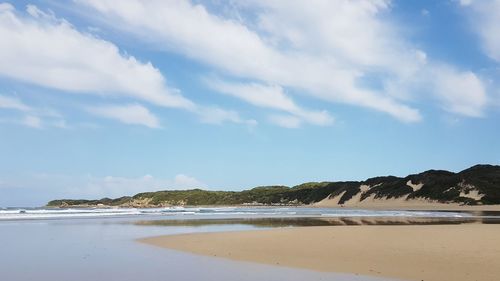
[
  {"xmin": 319, "ymin": 210, "xmax": 468, "ymax": 218},
  {"xmin": 0, "ymin": 207, "xmax": 473, "ymax": 221}
]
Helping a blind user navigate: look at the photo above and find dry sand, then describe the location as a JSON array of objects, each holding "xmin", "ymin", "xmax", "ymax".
[
  {"xmin": 141, "ymin": 224, "xmax": 500, "ymax": 281},
  {"xmin": 312, "ymin": 197, "xmax": 500, "ymax": 211}
]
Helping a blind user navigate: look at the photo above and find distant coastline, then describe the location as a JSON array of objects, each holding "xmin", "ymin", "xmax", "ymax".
[{"xmin": 47, "ymin": 164, "xmax": 500, "ymax": 209}]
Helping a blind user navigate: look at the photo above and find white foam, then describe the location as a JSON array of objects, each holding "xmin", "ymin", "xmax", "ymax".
[
  {"xmin": 320, "ymin": 210, "xmax": 470, "ymax": 218},
  {"xmin": 0, "ymin": 207, "xmax": 473, "ymax": 221}
]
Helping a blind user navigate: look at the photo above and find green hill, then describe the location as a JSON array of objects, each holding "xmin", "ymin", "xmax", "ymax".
[{"xmin": 47, "ymin": 164, "xmax": 500, "ymax": 207}]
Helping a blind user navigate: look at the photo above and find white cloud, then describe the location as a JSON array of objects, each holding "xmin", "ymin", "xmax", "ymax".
[
  {"xmin": 86, "ymin": 104, "xmax": 161, "ymax": 128},
  {"xmin": 22, "ymin": 115, "xmax": 42, "ymax": 128},
  {"xmin": 0, "ymin": 94, "xmax": 31, "ymax": 111},
  {"xmin": 173, "ymin": 174, "xmax": 204, "ymax": 187},
  {"xmin": 0, "ymin": 172, "xmax": 207, "ymax": 206},
  {"xmin": 384, "ymin": 60, "xmax": 489, "ymax": 118},
  {"xmin": 197, "ymin": 106, "xmax": 257, "ymax": 126},
  {"xmin": 432, "ymin": 66, "xmax": 487, "ymax": 117},
  {"xmin": 208, "ymin": 80, "xmax": 297, "ymax": 113},
  {"xmin": 0, "ymin": 4, "xmax": 194, "ymax": 110},
  {"xmin": 10, "ymin": 172, "xmax": 206, "ymax": 200},
  {"xmin": 78, "ymin": 174, "xmax": 206, "ymax": 198},
  {"xmin": 459, "ymin": 0, "xmax": 500, "ymax": 62},
  {"xmin": 0, "ymin": 94, "xmax": 68, "ymax": 129},
  {"xmin": 78, "ymin": 0, "xmax": 496, "ymax": 121},
  {"xmin": 1, "ymin": 1, "xmax": 490, "ymax": 127},
  {"xmin": 459, "ymin": 0, "xmax": 474, "ymax": 7},
  {"xmin": 268, "ymin": 114, "xmax": 302, "ymax": 128},
  {"xmin": 206, "ymin": 79, "xmax": 333, "ymax": 127},
  {"xmin": 76, "ymin": 0, "xmax": 424, "ymax": 122},
  {"xmin": 0, "ymin": 4, "xmax": 260, "ymax": 128},
  {"xmin": 52, "ymin": 119, "xmax": 68, "ymax": 129}
]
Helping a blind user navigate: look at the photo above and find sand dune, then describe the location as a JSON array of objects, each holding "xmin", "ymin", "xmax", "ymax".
[
  {"xmin": 313, "ymin": 197, "xmax": 500, "ymax": 210},
  {"xmin": 313, "ymin": 187, "xmax": 500, "ymax": 211}
]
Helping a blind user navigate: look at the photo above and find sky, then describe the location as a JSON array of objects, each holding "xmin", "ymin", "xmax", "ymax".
[{"xmin": 0, "ymin": 0, "xmax": 499, "ymax": 207}]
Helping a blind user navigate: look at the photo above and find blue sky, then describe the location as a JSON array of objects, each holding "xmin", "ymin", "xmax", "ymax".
[{"xmin": 0, "ymin": 0, "xmax": 499, "ymax": 207}]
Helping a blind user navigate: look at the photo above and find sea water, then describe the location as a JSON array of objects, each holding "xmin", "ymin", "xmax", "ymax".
[{"xmin": 0, "ymin": 206, "xmax": 478, "ymax": 220}]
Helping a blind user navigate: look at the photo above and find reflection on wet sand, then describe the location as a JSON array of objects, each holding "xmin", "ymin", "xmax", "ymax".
[{"xmin": 134, "ymin": 213, "xmax": 500, "ymax": 228}]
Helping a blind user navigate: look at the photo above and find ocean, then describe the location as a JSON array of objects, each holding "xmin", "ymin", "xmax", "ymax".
[{"xmin": 0, "ymin": 206, "xmax": 480, "ymax": 220}]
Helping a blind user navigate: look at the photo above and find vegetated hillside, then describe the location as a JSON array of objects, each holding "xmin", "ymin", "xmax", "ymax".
[{"xmin": 47, "ymin": 164, "xmax": 500, "ymax": 207}]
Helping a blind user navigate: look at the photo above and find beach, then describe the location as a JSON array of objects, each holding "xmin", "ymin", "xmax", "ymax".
[
  {"xmin": 3, "ymin": 207, "xmax": 428, "ymax": 281},
  {"xmin": 3, "ymin": 206, "xmax": 500, "ymax": 281},
  {"xmin": 141, "ymin": 223, "xmax": 500, "ymax": 281},
  {"xmin": 313, "ymin": 195, "xmax": 500, "ymax": 211}
]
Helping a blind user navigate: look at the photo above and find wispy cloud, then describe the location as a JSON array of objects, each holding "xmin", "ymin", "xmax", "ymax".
[
  {"xmin": 268, "ymin": 114, "xmax": 302, "ymax": 129},
  {"xmin": 80, "ymin": 174, "xmax": 206, "ymax": 198},
  {"xmin": 431, "ymin": 65, "xmax": 487, "ymax": 117},
  {"xmin": 76, "ymin": 0, "xmax": 491, "ymax": 122},
  {"xmin": 0, "ymin": 94, "xmax": 67, "ymax": 129},
  {"xmin": 22, "ymin": 115, "xmax": 42, "ymax": 129},
  {"xmin": 75, "ymin": 0, "xmax": 420, "ymax": 122},
  {"xmin": 0, "ymin": 3, "xmax": 193, "ymax": 110},
  {"xmin": 0, "ymin": 94, "xmax": 31, "ymax": 111},
  {"xmin": 459, "ymin": 0, "xmax": 500, "ymax": 62},
  {"xmin": 206, "ymin": 79, "xmax": 333, "ymax": 127},
  {"xmin": 0, "ymin": 3, "xmax": 256, "ymax": 128},
  {"xmin": 86, "ymin": 104, "xmax": 161, "ymax": 128},
  {"xmin": 51, "ymin": 173, "xmax": 206, "ymax": 199},
  {"xmin": 1, "ymin": 172, "xmax": 207, "ymax": 201},
  {"xmin": 197, "ymin": 106, "xmax": 257, "ymax": 126}
]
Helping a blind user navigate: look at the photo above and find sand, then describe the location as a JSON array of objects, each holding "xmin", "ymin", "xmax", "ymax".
[
  {"xmin": 141, "ymin": 224, "xmax": 500, "ymax": 281},
  {"xmin": 312, "ymin": 197, "xmax": 500, "ymax": 211}
]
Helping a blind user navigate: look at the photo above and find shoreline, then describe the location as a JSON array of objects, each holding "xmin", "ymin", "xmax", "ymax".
[
  {"xmin": 43, "ymin": 203, "xmax": 500, "ymax": 211},
  {"xmin": 140, "ymin": 224, "xmax": 500, "ymax": 281}
]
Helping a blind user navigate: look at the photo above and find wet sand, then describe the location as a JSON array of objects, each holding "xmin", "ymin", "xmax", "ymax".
[{"xmin": 141, "ymin": 224, "xmax": 500, "ymax": 281}]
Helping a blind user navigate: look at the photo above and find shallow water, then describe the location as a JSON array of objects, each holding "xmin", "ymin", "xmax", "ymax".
[
  {"xmin": 2, "ymin": 207, "xmax": 499, "ymax": 281},
  {"xmin": 0, "ymin": 216, "xmax": 398, "ymax": 281},
  {"xmin": 133, "ymin": 215, "xmax": 500, "ymax": 227}
]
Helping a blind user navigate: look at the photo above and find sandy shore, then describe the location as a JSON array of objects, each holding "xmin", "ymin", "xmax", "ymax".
[
  {"xmin": 312, "ymin": 198, "xmax": 500, "ymax": 211},
  {"xmin": 141, "ymin": 224, "xmax": 500, "ymax": 281}
]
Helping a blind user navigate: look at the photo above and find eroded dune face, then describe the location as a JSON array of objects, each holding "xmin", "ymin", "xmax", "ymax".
[
  {"xmin": 315, "ymin": 178, "xmax": 488, "ymax": 209},
  {"xmin": 314, "ymin": 165, "xmax": 500, "ymax": 208}
]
